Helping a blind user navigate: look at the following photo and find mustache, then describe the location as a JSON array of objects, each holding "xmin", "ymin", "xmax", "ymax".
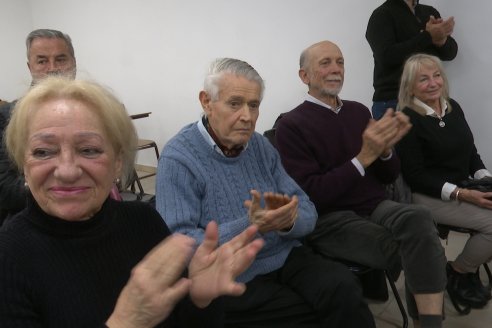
[
  {"xmin": 32, "ymin": 68, "xmax": 77, "ymax": 86},
  {"xmin": 46, "ymin": 70, "xmax": 74, "ymax": 77},
  {"xmin": 325, "ymin": 75, "xmax": 342, "ymax": 81}
]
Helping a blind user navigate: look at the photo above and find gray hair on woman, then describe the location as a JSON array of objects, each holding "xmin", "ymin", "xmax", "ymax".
[
  {"xmin": 5, "ymin": 77, "xmax": 137, "ymax": 186},
  {"xmin": 203, "ymin": 58, "xmax": 265, "ymax": 102},
  {"xmin": 397, "ymin": 53, "xmax": 450, "ymax": 113}
]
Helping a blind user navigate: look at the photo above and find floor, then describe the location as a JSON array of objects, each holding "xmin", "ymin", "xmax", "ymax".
[
  {"xmin": 369, "ymin": 232, "xmax": 492, "ymax": 327},
  {"xmin": 137, "ymin": 173, "xmax": 492, "ymax": 327}
]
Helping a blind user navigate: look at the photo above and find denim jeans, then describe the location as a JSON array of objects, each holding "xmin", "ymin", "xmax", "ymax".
[{"xmin": 372, "ymin": 99, "xmax": 398, "ymax": 120}]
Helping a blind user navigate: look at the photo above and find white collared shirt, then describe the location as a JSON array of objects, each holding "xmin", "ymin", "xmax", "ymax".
[
  {"xmin": 197, "ymin": 116, "xmax": 249, "ymax": 157},
  {"xmin": 413, "ymin": 97, "xmax": 448, "ymax": 118},
  {"xmin": 305, "ymin": 93, "xmax": 343, "ymax": 114}
]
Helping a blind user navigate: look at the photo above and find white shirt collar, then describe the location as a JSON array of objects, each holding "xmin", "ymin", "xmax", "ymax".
[
  {"xmin": 305, "ymin": 93, "xmax": 343, "ymax": 114},
  {"xmin": 197, "ymin": 116, "xmax": 248, "ymax": 157},
  {"xmin": 413, "ymin": 97, "xmax": 448, "ymax": 117}
]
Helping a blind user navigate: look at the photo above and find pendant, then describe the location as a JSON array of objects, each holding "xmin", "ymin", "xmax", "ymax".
[{"xmin": 439, "ymin": 120, "xmax": 445, "ymax": 128}]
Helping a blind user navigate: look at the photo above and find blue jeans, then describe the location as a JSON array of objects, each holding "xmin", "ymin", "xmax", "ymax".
[{"xmin": 372, "ymin": 99, "xmax": 398, "ymax": 120}]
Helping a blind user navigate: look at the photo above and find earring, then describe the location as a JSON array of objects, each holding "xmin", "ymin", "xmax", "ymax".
[
  {"xmin": 114, "ymin": 178, "xmax": 121, "ymax": 184},
  {"xmin": 24, "ymin": 181, "xmax": 29, "ymax": 189}
]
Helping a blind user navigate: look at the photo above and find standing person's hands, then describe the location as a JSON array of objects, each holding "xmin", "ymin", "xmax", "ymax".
[
  {"xmin": 426, "ymin": 16, "xmax": 455, "ymax": 46},
  {"xmin": 244, "ymin": 190, "xmax": 299, "ymax": 233},
  {"xmin": 188, "ymin": 221, "xmax": 264, "ymax": 308}
]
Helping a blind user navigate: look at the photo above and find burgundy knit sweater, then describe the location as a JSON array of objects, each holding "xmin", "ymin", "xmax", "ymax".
[{"xmin": 276, "ymin": 100, "xmax": 400, "ymax": 216}]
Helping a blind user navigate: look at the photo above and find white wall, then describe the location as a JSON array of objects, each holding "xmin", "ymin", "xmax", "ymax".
[
  {"xmin": 6, "ymin": 0, "xmax": 492, "ymax": 168},
  {"xmin": 0, "ymin": 0, "xmax": 32, "ymax": 100},
  {"xmin": 437, "ymin": 1, "xmax": 492, "ymax": 169}
]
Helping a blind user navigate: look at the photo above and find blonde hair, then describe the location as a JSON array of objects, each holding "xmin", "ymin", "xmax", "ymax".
[
  {"xmin": 5, "ymin": 77, "xmax": 137, "ymax": 186},
  {"xmin": 397, "ymin": 53, "xmax": 451, "ymax": 114}
]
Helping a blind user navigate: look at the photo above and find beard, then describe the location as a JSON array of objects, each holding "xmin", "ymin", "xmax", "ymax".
[
  {"xmin": 319, "ymin": 74, "xmax": 343, "ymax": 97},
  {"xmin": 32, "ymin": 68, "xmax": 77, "ymax": 85},
  {"xmin": 320, "ymin": 86, "xmax": 342, "ymax": 97}
]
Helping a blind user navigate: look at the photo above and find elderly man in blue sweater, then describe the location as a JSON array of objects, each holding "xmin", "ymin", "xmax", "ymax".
[{"xmin": 156, "ymin": 58, "xmax": 375, "ymax": 328}]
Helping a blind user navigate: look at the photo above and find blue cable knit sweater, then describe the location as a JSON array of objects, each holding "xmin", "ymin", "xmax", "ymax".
[{"xmin": 156, "ymin": 122, "xmax": 317, "ymax": 283}]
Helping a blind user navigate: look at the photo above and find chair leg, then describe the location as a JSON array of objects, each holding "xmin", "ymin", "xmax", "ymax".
[
  {"xmin": 385, "ymin": 270, "xmax": 408, "ymax": 328},
  {"xmin": 130, "ymin": 169, "xmax": 145, "ymax": 200},
  {"xmin": 152, "ymin": 143, "xmax": 160, "ymax": 159},
  {"xmin": 482, "ymin": 262, "xmax": 492, "ymax": 289}
]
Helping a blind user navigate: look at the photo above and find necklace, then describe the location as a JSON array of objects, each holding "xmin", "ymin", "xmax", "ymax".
[{"xmin": 434, "ymin": 112, "xmax": 445, "ymax": 127}]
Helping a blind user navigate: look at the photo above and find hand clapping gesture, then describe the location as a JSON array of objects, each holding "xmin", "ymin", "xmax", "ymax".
[
  {"xmin": 106, "ymin": 221, "xmax": 264, "ymax": 328},
  {"xmin": 244, "ymin": 189, "xmax": 299, "ymax": 233},
  {"xmin": 189, "ymin": 221, "xmax": 264, "ymax": 308},
  {"xmin": 357, "ymin": 109, "xmax": 412, "ymax": 168},
  {"xmin": 426, "ymin": 15, "xmax": 455, "ymax": 47}
]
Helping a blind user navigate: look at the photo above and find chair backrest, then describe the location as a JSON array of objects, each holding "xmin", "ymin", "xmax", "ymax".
[
  {"xmin": 263, "ymin": 112, "xmax": 290, "ymax": 150},
  {"xmin": 129, "ymin": 112, "xmax": 152, "ymax": 120},
  {"xmin": 263, "ymin": 128, "xmax": 277, "ymax": 149}
]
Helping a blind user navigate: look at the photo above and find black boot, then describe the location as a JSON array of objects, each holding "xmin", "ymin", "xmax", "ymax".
[
  {"xmin": 468, "ymin": 269, "xmax": 491, "ymax": 301},
  {"xmin": 446, "ymin": 262, "xmax": 488, "ymax": 309}
]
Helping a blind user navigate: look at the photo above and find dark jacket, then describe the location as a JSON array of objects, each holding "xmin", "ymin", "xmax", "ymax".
[
  {"xmin": 0, "ymin": 100, "xmax": 26, "ymax": 225},
  {"xmin": 366, "ymin": 0, "xmax": 458, "ymax": 101}
]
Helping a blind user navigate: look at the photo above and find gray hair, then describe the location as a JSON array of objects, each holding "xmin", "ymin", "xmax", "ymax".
[
  {"xmin": 299, "ymin": 48, "xmax": 309, "ymax": 70},
  {"xmin": 397, "ymin": 53, "xmax": 450, "ymax": 113},
  {"xmin": 26, "ymin": 29, "xmax": 75, "ymax": 59},
  {"xmin": 203, "ymin": 58, "xmax": 264, "ymax": 101}
]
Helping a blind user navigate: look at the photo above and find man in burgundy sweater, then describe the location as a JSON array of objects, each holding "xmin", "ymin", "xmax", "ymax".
[{"xmin": 275, "ymin": 40, "xmax": 446, "ymax": 328}]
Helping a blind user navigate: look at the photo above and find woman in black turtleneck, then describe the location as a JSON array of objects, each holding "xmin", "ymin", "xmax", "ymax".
[{"xmin": 0, "ymin": 77, "xmax": 263, "ymax": 328}]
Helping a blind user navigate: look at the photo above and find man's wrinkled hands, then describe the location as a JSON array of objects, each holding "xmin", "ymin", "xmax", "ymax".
[
  {"xmin": 244, "ymin": 189, "xmax": 299, "ymax": 233},
  {"xmin": 357, "ymin": 109, "xmax": 411, "ymax": 168}
]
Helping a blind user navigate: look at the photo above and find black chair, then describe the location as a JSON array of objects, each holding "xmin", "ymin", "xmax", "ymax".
[
  {"xmin": 347, "ymin": 262, "xmax": 408, "ymax": 328},
  {"xmin": 263, "ymin": 127, "xmax": 408, "ymax": 328},
  {"xmin": 437, "ymin": 223, "xmax": 492, "ymax": 315},
  {"xmin": 263, "ymin": 128, "xmax": 277, "ymax": 149}
]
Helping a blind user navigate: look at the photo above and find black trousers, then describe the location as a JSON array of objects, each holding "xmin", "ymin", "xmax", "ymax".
[
  {"xmin": 307, "ymin": 200, "xmax": 447, "ymax": 319},
  {"xmin": 224, "ymin": 245, "xmax": 375, "ymax": 328}
]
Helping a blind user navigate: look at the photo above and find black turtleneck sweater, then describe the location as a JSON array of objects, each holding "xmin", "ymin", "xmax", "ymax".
[{"xmin": 0, "ymin": 197, "xmax": 222, "ymax": 327}]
